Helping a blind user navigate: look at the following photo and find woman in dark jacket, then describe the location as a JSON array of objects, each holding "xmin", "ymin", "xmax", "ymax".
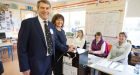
[{"xmin": 51, "ymin": 13, "xmax": 67, "ymax": 75}]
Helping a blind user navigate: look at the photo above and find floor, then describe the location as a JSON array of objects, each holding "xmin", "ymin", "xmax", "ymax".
[
  {"xmin": 1, "ymin": 47, "xmax": 77, "ymax": 75},
  {"xmin": 3, "ymin": 59, "xmax": 22, "ymax": 75},
  {"xmin": 1, "ymin": 48, "xmax": 22, "ymax": 75}
]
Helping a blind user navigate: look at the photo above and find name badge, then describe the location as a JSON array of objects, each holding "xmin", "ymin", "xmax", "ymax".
[{"xmin": 50, "ymin": 28, "xmax": 53, "ymax": 34}]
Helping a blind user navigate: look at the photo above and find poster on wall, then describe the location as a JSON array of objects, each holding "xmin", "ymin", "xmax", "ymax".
[
  {"xmin": 86, "ymin": 11, "xmax": 120, "ymax": 37},
  {"xmin": 0, "ymin": 4, "xmax": 14, "ymax": 31},
  {"xmin": 0, "ymin": 3, "xmax": 36, "ymax": 38}
]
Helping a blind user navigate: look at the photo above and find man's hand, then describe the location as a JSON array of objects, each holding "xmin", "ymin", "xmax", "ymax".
[
  {"xmin": 23, "ymin": 70, "xmax": 30, "ymax": 75},
  {"xmin": 68, "ymin": 45, "xmax": 76, "ymax": 52}
]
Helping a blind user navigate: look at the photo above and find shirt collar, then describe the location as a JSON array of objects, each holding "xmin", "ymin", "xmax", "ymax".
[{"xmin": 38, "ymin": 15, "xmax": 48, "ymax": 24}]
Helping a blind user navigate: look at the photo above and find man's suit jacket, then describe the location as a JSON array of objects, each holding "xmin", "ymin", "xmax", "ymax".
[{"xmin": 17, "ymin": 16, "xmax": 68, "ymax": 75}]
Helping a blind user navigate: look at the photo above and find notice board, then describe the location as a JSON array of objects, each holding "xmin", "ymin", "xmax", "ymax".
[{"xmin": 86, "ymin": 11, "xmax": 121, "ymax": 37}]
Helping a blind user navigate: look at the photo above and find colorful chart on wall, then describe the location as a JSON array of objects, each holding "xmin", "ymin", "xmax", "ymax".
[{"xmin": 0, "ymin": 4, "xmax": 21, "ymax": 31}]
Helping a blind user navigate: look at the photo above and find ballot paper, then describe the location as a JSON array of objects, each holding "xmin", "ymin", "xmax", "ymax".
[
  {"xmin": 88, "ymin": 54, "xmax": 102, "ymax": 64},
  {"xmin": 77, "ymin": 48, "xmax": 86, "ymax": 54},
  {"xmin": 114, "ymin": 64, "xmax": 124, "ymax": 72},
  {"xmin": 109, "ymin": 62, "xmax": 119, "ymax": 69},
  {"xmin": 96, "ymin": 59, "xmax": 113, "ymax": 68}
]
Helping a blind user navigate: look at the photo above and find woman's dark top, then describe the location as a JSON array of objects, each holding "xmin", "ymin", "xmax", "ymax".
[
  {"xmin": 55, "ymin": 29, "xmax": 67, "ymax": 53},
  {"xmin": 53, "ymin": 28, "xmax": 67, "ymax": 75}
]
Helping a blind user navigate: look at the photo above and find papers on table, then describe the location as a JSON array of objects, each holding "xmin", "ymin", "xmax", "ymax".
[
  {"xmin": 109, "ymin": 62, "xmax": 119, "ymax": 69},
  {"xmin": 87, "ymin": 54, "xmax": 134, "ymax": 75},
  {"xmin": 88, "ymin": 54, "xmax": 102, "ymax": 64},
  {"xmin": 88, "ymin": 54, "xmax": 125, "ymax": 72},
  {"xmin": 114, "ymin": 64, "xmax": 124, "ymax": 72},
  {"xmin": 96, "ymin": 59, "xmax": 124, "ymax": 72},
  {"xmin": 96, "ymin": 59, "xmax": 112, "ymax": 68}
]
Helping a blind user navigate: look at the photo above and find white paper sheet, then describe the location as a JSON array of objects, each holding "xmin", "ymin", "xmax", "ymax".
[
  {"xmin": 76, "ymin": 48, "xmax": 86, "ymax": 54},
  {"xmin": 96, "ymin": 59, "xmax": 113, "ymax": 68},
  {"xmin": 109, "ymin": 62, "xmax": 119, "ymax": 69},
  {"xmin": 114, "ymin": 64, "xmax": 124, "ymax": 72}
]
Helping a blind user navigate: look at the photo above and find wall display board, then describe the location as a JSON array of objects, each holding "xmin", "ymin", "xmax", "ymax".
[{"xmin": 86, "ymin": 11, "xmax": 121, "ymax": 37}]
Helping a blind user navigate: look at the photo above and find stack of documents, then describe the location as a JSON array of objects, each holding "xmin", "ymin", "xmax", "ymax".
[
  {"xmin": 88, "ymin": 54, "xmax": 102, "ymax": 63},
  {"xmin": 87, "ymin": 54, "xmax": 125, "ymax": 72},
  {"xmin": 96, "ymin": 59, "xmax": 124, "ymax": 72}
]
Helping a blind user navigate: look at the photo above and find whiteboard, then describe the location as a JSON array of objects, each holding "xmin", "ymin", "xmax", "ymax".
[{"xmin": 86, "ymin": 11, "xmax": 120, "ymax": 37}]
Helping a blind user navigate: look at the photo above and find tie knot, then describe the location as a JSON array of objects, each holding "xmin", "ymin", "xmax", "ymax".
[{"xmin": 44, "ymin": 21, "xmax": 47, "ymax": 24}]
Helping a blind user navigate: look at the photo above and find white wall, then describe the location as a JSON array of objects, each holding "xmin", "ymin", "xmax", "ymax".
[
  {"xmin": 123, "ymin": 0, "xmax": 140, "ymax": 45},
  {"xmin": 85, "ymin": 1, "xmax": 125, "ymax": 44},
  {"xmin": 126, "ymin": 0, "xmax": 140, "ymax": 17}
]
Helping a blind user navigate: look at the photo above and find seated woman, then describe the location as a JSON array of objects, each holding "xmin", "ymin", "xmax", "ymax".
[
  {"xmin": 73, "ymin": 30, "xmax": 86, "ymax": 49},
  {"xmin": 107, "ymin": 32, "xmax": 132, "ymax": 64},
  {"xmin": 89, "ymin": 32, "xmax": 108, "ymax": 57}
]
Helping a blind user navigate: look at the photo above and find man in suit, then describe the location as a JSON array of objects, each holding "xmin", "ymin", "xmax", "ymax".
[{"xmin": 17, "ymin": 0, "xmax": 75, "ymax": 75}]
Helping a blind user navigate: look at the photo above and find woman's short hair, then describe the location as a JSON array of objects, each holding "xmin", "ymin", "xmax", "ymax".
[
  {"xmin": 51, "ymin": 13, "xmax": 64, "ymax": 27},
  {"xmin": 95, "ymin": 32, "xmax": 102, "ymax": 37},
  {"xmin": 119, "ymin": 32, "xmax": 127, "ymax": 38}
]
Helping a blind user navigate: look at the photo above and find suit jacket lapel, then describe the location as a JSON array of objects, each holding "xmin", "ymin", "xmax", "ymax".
[{"xmin": 34, "ymin": 17, "xmax": 47, "ymax": 48}]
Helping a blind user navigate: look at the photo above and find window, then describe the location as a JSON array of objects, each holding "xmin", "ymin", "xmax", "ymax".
[
  {"xmin": 60, "ymin": 10, "xmax": 86, "ymax": 33},
  {"xmin": 123, "ymin": 17, "xmax": 140, "ymax": 45},
  {"xmin": 20, "ymin": 10, "xmax": 37, "ymax": 21}
]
